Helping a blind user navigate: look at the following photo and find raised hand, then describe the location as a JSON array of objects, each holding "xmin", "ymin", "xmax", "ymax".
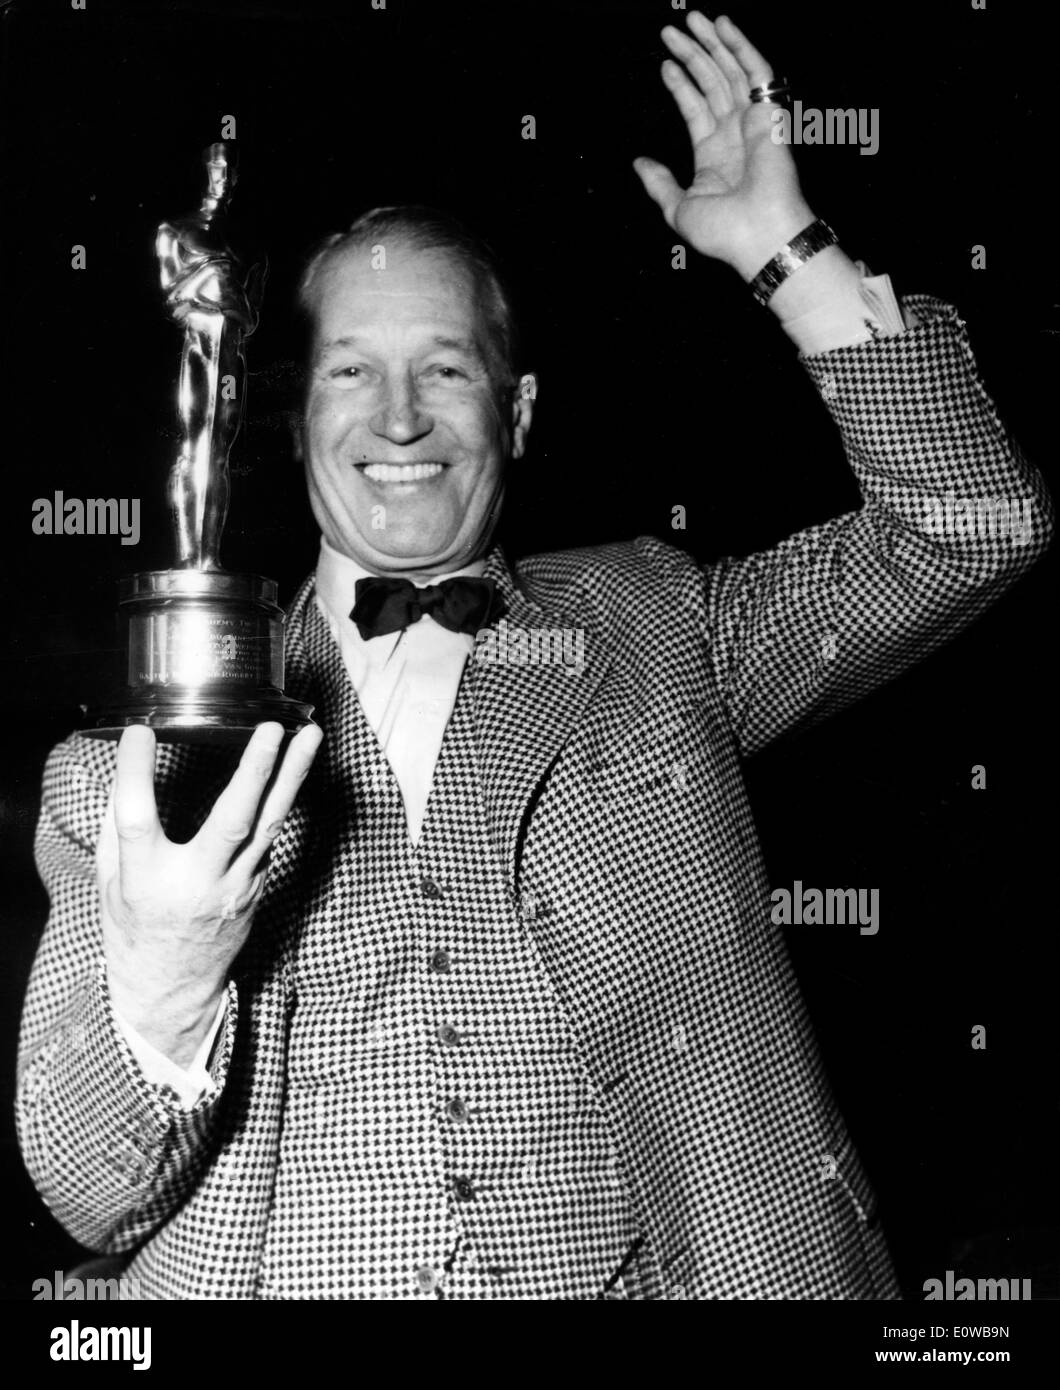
[
  {"xmin": 634, "ymin": 12, "xmax": 815, "ymax": 280},
  {"xmin": 97, "ymin": 721, "xmax": 323, "ymax": 1068}
]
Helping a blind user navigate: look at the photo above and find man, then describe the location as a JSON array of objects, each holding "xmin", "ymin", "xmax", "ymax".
[{"xmin": 17, "ymin": 14, "xmax": 1051, "ymax": 1299}]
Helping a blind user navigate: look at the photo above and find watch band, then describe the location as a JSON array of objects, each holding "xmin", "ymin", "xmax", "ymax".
[{"xmin": 749, "ymin": 219, "xmax": 839, "ymax": 307}]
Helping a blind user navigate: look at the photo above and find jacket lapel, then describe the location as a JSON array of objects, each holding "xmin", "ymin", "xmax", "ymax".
[
  {"xmin": 471, "ymin": 547, "xmax": 613, "ymax": 887},
  {"xmin": 285, "ymin": 576, "xmax": 386, "ymax": 797}
]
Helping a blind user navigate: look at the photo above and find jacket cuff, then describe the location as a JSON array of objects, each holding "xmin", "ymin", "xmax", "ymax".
[
  {"xmin": 22, "ymin": 957, "xmax": 236, "ymax": 1202},
  {"xmin": 798, "ymin": 296, "xmax": 1012, "ymax": 460},
  {"xmin": 110, "ymin": 986, "xmax": 234, "ymax": 1111}
]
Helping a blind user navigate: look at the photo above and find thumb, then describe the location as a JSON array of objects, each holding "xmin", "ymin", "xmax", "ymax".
[
  {"xmin": 95, "ymin": 787, "xmax": 122, "ymax": 930},
  {"xmin": 632, "ymin": 157, "xmax": 683, "ymax": 229},
  {"xmin": 96, "ymin": 786, "xmax": 119, "ymax": 871},
  {"xmin": 112, "ymin": 725, "xmax": 164, "ymax": 885}
]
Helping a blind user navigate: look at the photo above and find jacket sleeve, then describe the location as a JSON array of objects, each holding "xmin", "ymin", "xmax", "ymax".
[
  {"xmin": 16, "ymin": 733, "xmax": 238, "ymax": 1253},
  {"xmin": 701, "ymin": 295, "xmax": 1053, "ymax": 756}
]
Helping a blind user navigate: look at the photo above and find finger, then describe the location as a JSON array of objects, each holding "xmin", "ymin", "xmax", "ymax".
[
  {"xmin": 660, "ymin": 58, "xmax": 716, "ymax": 147},
  {"xmin": 661, "ymin": 24, "xmax": 733, "ymax": 118},
  {"xmin": 714, "ymin": 13, "xmax": 774, "ymax": 90},
  {"xmin": 686, "ymin": 11, "xmax": 750, "ymax": 103},
  {"xmin": 229, "ymin": 722, "xmax": 324, "ymax": 878},
  {"xmin": 112, "ymin": 726, "xmax": 164, "ymax": 883},
  {"xmin": 632, "ymin": 156, "xmax": 684, "ymax": 230},
  {"xmin": 195, "ymin": 721, "xmax": 287, "ymax": 873}
]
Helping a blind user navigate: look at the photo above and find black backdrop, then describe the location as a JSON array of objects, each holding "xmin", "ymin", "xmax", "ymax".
[{"xmin": 1, "ymin": 0, "xmax": 1056, "ymax": 1302}]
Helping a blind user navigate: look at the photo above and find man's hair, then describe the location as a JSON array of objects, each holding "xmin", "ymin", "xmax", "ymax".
[{"xmin": 295, "ymin": 205, "xmax": 521, "ymax": 390}]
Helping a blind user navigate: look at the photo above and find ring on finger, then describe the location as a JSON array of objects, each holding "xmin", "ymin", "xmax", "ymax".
[{"xmin": 748, "ymin": 77, "xmax": 792, "ymax": 107}]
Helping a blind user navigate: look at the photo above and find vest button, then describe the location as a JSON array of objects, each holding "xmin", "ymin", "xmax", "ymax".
[
  {"xmin": 420, "ymin": 876, "xmax": 444, "ymax": 900},
  {"xmin": 446, "ymin": 1097, "xmax": 469, "ymax": 1123},
  {"xmin": 453, "ymin": 1175, "xmax": 476, "ymax": 1202},
  {"xmin": 415, "ymin": 1265, "xmax": 438, "ymax": 1294},
  {"xmin": 429, "ymin": 948, "xmax": 452, "ymax": 974},
  {"xmin": 437, "ymin": 1023, "xmax": 461, "ymax": 1047}
]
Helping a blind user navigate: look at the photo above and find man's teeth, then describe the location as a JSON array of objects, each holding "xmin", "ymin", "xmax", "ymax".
[{"xmin": 362, "ymin": 462, "xmax": 445, "ymax": 483}]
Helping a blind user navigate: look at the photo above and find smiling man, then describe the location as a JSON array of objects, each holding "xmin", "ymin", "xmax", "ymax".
[
  {"xmin": 17, "ymin": 14, "xmax": 1052, "ymax": 1300},
  {"xmin": 299, "ymin": 226, "xmax": 531, "ymax": 575}
]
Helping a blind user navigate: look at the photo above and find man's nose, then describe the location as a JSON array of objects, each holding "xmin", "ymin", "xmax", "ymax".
[{"xmin": 369, "ymin": 374, "xmax": 433, "ymax": 444}]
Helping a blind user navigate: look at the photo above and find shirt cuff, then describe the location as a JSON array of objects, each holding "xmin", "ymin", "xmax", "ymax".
[
  {"xmin": 111, "ymin": 994, "xmax": 229, "ymax": 1110},
  {"xmin": 783, "ymin": 262, "xmax": 912, "ymax": 355}
]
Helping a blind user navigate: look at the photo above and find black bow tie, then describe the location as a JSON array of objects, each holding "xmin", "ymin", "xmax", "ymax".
[{"xmin": 350, "ymin": 575, "xmax": 501, "ymax": 640}]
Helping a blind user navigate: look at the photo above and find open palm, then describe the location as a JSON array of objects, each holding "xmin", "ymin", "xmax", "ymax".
[{"xmin": 635, "ymin": 13, "xmax": 814, "ymax": 279}]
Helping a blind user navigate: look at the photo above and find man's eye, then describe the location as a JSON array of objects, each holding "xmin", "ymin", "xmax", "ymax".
[
  {"xmin": 326, "ymin": 365, "xmax": 376, "ymax": 390},
  {"xmin": 426, "ymin": 365, "xmax": 468, "ymax": 381}
]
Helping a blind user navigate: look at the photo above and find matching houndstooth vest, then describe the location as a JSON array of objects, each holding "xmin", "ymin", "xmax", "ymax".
[{"xmin": 257, "ymin": 657, "xmax": 648, "ymax": 1299}]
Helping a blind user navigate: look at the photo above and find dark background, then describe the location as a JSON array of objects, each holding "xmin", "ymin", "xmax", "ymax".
[{"xmin": 1, "ymin": 0, "xmax": 1056, "ymax": 1301}]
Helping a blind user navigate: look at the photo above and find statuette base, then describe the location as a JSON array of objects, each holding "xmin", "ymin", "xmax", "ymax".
[{"xmin": 82, "ymin": 569, "xmax": 315, "ymax": 745}]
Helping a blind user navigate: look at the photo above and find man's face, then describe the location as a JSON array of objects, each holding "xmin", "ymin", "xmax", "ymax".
[{"xmin": 300, "ymin": 242, "xmax": 533, "ymax": 576}]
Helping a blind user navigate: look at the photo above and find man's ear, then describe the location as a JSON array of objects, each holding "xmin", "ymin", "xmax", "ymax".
[{"xmin": 510, "ymin": 372, "xmax": 537, "ymax": 460}]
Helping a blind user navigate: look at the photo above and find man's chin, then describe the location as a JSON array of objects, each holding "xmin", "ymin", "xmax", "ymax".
[{"xmin": 332, "ymin": 527, "xmax": 476, "ymax": 574}]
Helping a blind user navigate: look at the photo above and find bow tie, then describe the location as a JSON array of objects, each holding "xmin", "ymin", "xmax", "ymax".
[{"xmin": 350, "ymin": 575, "xmax": 501, "ymax": 641}]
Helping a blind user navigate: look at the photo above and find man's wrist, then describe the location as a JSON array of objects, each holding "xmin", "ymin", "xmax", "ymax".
[
  {"xmin": 725, "ymin": 201, "xmax": 819, "ymax": 283},
  {"xmin": 765, "ymin": 244, "xmax": 865, "ymax": 325},
  {"xmin": 105, "ymin": 965, "xmax": 226, "ymax": 1070}
]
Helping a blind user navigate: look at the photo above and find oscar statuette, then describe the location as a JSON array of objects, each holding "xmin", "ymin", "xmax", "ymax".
[{"xmin": 83, "ymin": 142, "xmax": 314, "ymax": 744}]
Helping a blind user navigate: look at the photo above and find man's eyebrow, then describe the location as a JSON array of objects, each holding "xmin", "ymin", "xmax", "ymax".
[
  {"xmin": 428, "ymin": 335, "xmax": 483, "ymax": 356},
  {"xmin": 314, "ymin": 334, "xmax": 485, "ymax": 357},
  {"xmin": 316, "ymin": 335, "xmax": 365, "ymax": 354}
]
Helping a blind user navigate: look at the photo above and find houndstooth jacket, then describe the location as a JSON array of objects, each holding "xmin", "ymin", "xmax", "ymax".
[{"xmin": 17, "ymin": 297, "xmax": 1052, "ymax": 1298}]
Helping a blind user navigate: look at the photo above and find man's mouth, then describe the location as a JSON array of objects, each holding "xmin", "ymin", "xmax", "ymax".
[{"xmin": 357, "ymin": 461, "xmax": 448, "ymax": 484}]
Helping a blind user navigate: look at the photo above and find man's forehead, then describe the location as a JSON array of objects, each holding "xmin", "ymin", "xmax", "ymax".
[
  {"xmin": 310, "ymin": 244, "xmax": 490, "ymax": 346},
  {"xmin": 315, "ymin": 241, "xmax": 475, "ymax": 301}
]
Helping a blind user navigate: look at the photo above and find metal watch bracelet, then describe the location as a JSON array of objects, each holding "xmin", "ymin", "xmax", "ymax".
[{"xmin": 749, "ymin": 219, "xmax": 839, "ymax": 307}]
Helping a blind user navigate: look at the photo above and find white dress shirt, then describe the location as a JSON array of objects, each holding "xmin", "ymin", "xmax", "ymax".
[{"xmin": 312, "ymin": 536, "xmax": 483, "ymax": 844}]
